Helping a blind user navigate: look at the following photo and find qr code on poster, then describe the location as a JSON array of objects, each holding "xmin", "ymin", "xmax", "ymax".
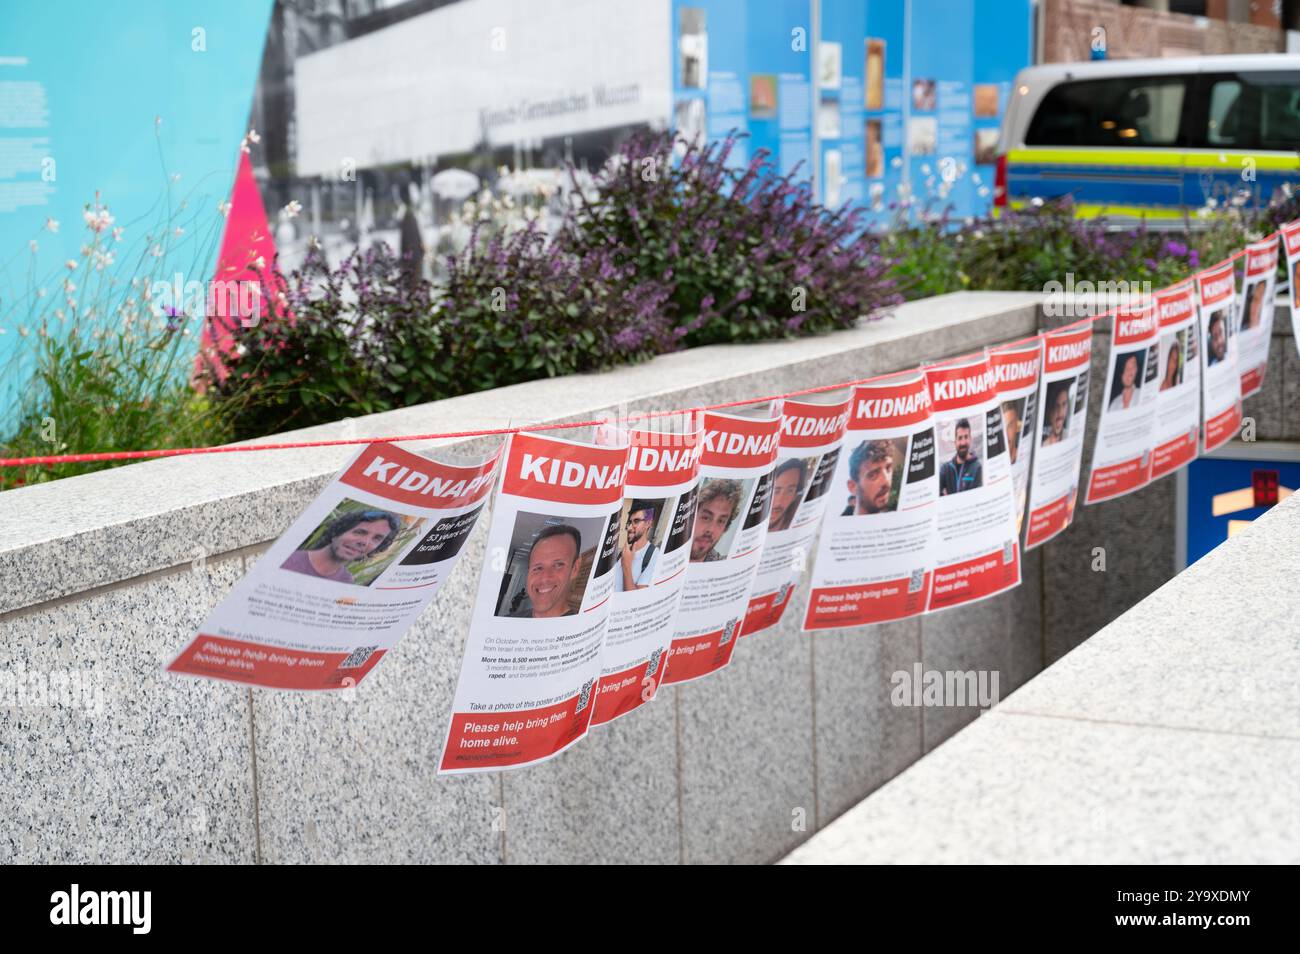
[
  {"xmin": 1002, "ymin": 541, "xmax": 1014, "ymax": 565},
  {"xmin": 719, "ymin": 618, "xmax": 737, "ymax": 647},
  {"xmin": 575, "ymin": 678, "xmax": 594, "ymax": 714},
  {"xmin": 339, "ymin": 645, "xmax": 378, "ymax": 669},
  {"xmin": 908, "ymin": 568, "xmax": 924, "ymax": 593},
  {"xmin": 646, "ymin": 647, "xmax": 662, "ymax": 679}
]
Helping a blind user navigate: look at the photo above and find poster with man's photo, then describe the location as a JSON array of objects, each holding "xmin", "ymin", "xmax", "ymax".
[
  {"xmin": 167, "ymin": 441, "xmax": 498, "ymax": 690},
  {"xmin": 988, "ymin": 340, "xmax": 1041, "ymax": 535},
  {"xmin": 742, "ymin": 395, "xmax": 850, "ymax": 637},
  {"xmin": 924, "ymin": 357, "xmax": 1022, "ymax": 610},
  {"xmin": 803, "ymin": 374, "xmax": 937, "ymax": 630},
  {"xmin": 1196, "ymin": 260, "xmax": 1242, "ymax": 454},
  {"xmin": 1237, "ymin": 236, "xmax": 1279, "ymax": 398},
  {"xmin": 1024, "ymin": 323, "xmax": 1092, "ymax": 549},
  {"xmin": 589, "ymin": 418, "xmax": 703, "ymax": 727},
  {"xmin": 439, "ymin": 430, "xmax": 629, "ymax": 773},
  {"xmin": 1085, "ymin": 301, "xmax": 1159, "ymax": 505},
  {"xmin": 1282, "ymin": 221, "xmax": 1300, "ymax": 360},
  {"xmin": 1150, "ymin": 281, "xmax": 1202, "ymax": 480},
  {"xmin": 660, "ymin": 404, "xmax": 782, "ymax": 685}
]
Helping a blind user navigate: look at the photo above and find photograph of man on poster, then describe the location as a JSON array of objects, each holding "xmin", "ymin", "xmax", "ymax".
[
  {"xmin": 1206, "ymin": 309, "xmax": 1229, "ymax": 366},
  {"xmin": 690, "ymin": 478, "xmax": 746, "ymax": 562},
  {"xmin": 281, "ymin": 503, "xmax": 411, "ymax": 587},
  {"xmin": 843, "ymin": 438, "xmax": 904, "ymax": 515},
  {"xmin": 1108, "ymin": 350, "xmax": 1145, "ymax": 413},
  {"xmin": 614, "ymin": 498, "xmax": 664, "ymax": 593},
  {"xmin": 768, "ymin": 458, "xmax": 809, "ymax": 532},
  {"xmin": 1001, "ymin": 400, "xmax": 1025, "ymax": 466},
  {"xmin": 939, "ymin": 418, "xmax": 983, "ymax": 495},
  {"xmin": 1041, "ymin": 380, "xmax": 1073, "ymax": 447},
  {"xmin": 508, "ymin": 524, "xmax": 583, "ymax": 619},
  {"xmin": 495, "ymin": 514, "xmax": 606, "ymax": 619}
]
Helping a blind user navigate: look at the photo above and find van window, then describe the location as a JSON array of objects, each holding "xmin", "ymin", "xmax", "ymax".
[
  {"xmin": 1025, "ymin": 76, "xmax": 1186, "ymax": 147},
  {"xmin": 1199, "ymin": 72, "xmax": 1300, "ymax": 151}
]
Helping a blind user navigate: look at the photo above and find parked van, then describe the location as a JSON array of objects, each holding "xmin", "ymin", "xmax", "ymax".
[{"xmin": 996, "ymin": 54, "xmax": 1300, "ymax": 223}]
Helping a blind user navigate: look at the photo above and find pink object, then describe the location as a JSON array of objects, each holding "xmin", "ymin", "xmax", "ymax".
[{"xmin": 195, "ymin": 149, "xmax": 278, "ymax": 383}]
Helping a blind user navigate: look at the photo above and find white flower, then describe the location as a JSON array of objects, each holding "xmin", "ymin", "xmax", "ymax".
[
  {"xmin": 17, "ymin": 325, "xmax": 29, "ymax": 337},
  {"xmin": 247, "ymin": 128, "xmax": 260, "ymax": 144},
  {"xmin": 1030, "ymin": 196, "xmax": 1044, "ymax": 208},
  {"xmin": 112, "ymin": 226, "xmax": 124, "ymax": 242},
  {"xmin": 36, "ymin": 287, "xmax": 46, "ymax": 298},
  {"xmin": 65, "ymin": 259, "xmax": 77, "ymax": 271},
  {"xmin": 1205, "ymin": 197, "xmax": 1218, "ymax": 210},
  {"xmin": 80, "ymin": 244, "xmax": 91, "ymax": 258},
  {"xmin": 281, "ymin": 199, "xmax": 302, "ymax": 219},
  {"xmin": 253, "ymin": 255, "xmax": 266, "ymax": 270},
  {"xmin": 28, "ymin": 239, "xmax": 37, "ymax": 253},
  {"xmin": 44, "ymin": 217, "xmax": 59, "ymax": 233},
  {"xmin": 218, "ymin": 199, "xmax": 231, "ymax": 217},
  {"xmin": 54, "ymin": 310, "xmax": 64, "ymax": 321},
  {"xmin": 173, "ymin": 227, "xmax": 184, "ymax": 237},
  {"xmin": 63, "ymin": 279, "xmax": 76, "ymax": 293},
  {"xmin": 83, "ymin": 207, "xmax": 115, "ymax": 233},
  {"xmin": 235, "ymin": 344, "xmax": 248, "ymax": 357},
  {"xmin": 150, "ymin": 244, "xmax": 163, "ymax": 258}
]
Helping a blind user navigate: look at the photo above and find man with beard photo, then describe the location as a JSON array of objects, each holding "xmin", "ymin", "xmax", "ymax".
[
  {"xmin": 1041, "ymin": 382, "xmax": 1071, "ymax": 447},
  {"xmin": 691, "ymin": 479, "xmax": 743, "ymax": 562},
  {"xmin": 939, "ymin": 418, "xmax": 982, "ymax": 495},
  {"xmin": 282, "ymin": 508, "xmax": 403, "ymax": 585},
  {"xmin": 843, "ymin": 439, "xmax": 899, "ymax": 514},
  {"xmin": 768, "ymin": 459, "xmax": 807, "ymax": 532},
  {"xmin": 614, "ymin": 500, "xmax": 660, "ymax": 592}
]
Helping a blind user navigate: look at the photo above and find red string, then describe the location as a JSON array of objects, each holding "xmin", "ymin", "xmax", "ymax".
[{"xmin": 0, "ymin": 236, "xmax": 1269, "ymax": 469}]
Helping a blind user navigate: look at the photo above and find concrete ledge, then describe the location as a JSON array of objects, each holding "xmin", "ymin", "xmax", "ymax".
[{"xmin": 780, "ymin": 492, "xmax": 1300, "ymax": 865}]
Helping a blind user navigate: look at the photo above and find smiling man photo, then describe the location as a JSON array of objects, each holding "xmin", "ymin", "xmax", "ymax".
[{"xmin": 511, "ymin": 523, "xmax": 584, "ymax": 618}]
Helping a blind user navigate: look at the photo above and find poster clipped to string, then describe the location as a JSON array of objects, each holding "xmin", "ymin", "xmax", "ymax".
[
  {"xmin": 439, "ymin": 430, "xmax": 629, "ymax": 773},
  {"xmin": 589, "ymin": 418, "xmax": 703, "ymax": 727},
  {"xmin": 803, "ymin": 373, "xmax": 937, "ymax": 629},
  {"xmin": 1282, "ymin": 221, "xmax": 1300, "ymax": 360},
  {"xmin": 1237, "ymin": 237, "xmax": 1279, "ymax": 399},
  {"xmin": 924, "ymin": 356, "xmax": 1021, "ymax": 611},
  {"xmin": 1024, "ymin": 322, "xmax": 1092, "ymax": 549},
  {"xmin": 1084, "ymin": 301, "xmax": 1159, "ymax": 504},
  {"xmin": 1196, "ymin": 260, "xmax": 1242, "ymax": 454},
  {"xmin": 988, "ymin": 340, "xmax": 1041, "ymax": 534},
  {"xmin": 1150, "ymin": 281, "xmax": 1202, "ymax": 480},
  {"xmin": 741, "ymin": 396, "xmax": 851, "ymax": 637},
  {"xmin": 167, "ymin": 441, "xmax": 498, "ymax": 690},
  {"xmin": 660, "ymin": 404, "xmax": 782, "ymax": 684}
]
